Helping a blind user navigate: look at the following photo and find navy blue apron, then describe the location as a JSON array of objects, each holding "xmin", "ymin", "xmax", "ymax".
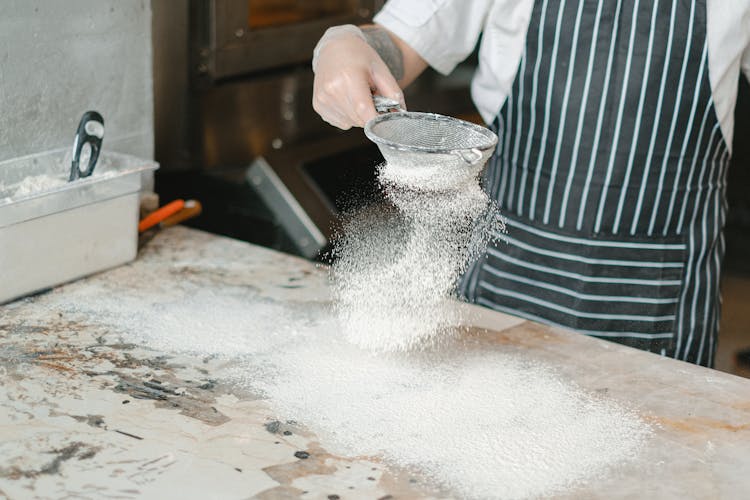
[{"xmin": 461, "ymin": 0, "xmax": 731, "ymax": 367}]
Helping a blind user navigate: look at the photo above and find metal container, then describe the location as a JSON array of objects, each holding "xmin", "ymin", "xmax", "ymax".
[{"xmin": 0, "ymin": 150, "xmax": 158, "ymax": 304}]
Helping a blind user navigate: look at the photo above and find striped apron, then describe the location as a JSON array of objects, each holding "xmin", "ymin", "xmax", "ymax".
[{"xmin": 461, "ymin": 0, "xmax": 731, "ymax": 367}]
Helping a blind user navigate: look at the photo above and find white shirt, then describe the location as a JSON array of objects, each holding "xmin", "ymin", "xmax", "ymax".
[{"xmin": 374, "ymin": 0, "xmax": 750, "ymax": 153}]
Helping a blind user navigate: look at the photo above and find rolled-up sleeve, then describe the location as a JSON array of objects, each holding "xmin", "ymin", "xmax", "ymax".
[
  {"xmin": 374, "ymin": 0, "xmax": 493, "ymax": 75},
  {"xmin": 742, "ymin": 3, "xmax": 750, "ymax": 83}
]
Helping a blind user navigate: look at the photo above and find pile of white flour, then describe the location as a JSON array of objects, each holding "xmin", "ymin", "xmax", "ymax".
[
  {"xmin": 0, "ymin": 174, "xmax": 66, "ymax": 203},
  {"xmin": 331, "ymin": 159, "xmax": 503, "ymax": 351},
  {"xmin": 8, "ymin": 174, "xmax": 67, "ymax": 198},
  {"xmin": 0, "ymin": 150, "xmax": 115, "ymax": 202}
]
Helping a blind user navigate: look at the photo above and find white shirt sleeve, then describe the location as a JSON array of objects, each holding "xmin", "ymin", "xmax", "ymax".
[
  {"xmin": 375, "ymin": 0, "xmax": 535, "ymax": 123},
  {"xmin": 373, "ymin": 0, "xmax": 494, "ymax": 75},
  {"xmin": 706, "ymin": 0, "xmax": 750, "ymax": 152},
  {"xmin": 743, "ymin": 39, "xmax": 750, "ymax": 85}
]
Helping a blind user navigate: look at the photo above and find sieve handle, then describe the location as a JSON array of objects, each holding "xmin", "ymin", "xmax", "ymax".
[
  {"xmin": 457, "ymin": 148, "xmax": 483, "ymax": 165},
  {"xmin": 373, "ymin": 95, "xmax": 403, "ymax": 114}
]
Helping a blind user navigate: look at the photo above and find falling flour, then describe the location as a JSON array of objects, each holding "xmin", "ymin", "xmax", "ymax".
[
  {"xmin": 37, "ymin": 279, "xmax": 652, "ymax": 500},
  {"xmin": 331, "ymin": 159, "xmax": 503, "ymax": 352}
]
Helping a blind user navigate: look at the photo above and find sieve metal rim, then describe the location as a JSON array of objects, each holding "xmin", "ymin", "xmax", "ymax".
[{"xmin": 364, "ymin": 112, "xmax": 498, "ymax": 155}]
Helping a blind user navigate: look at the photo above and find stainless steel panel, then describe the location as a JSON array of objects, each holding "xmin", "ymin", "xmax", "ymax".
[
  {"xmin": 0, "ymin": 151, "xmax": 158, "ymax": 227},
  {"xmin": 196, "ymin": 68, "xmax": 339, "ymax": 169},
  {"xmin": 247, "ymin": 157, "xmax": 326, "ymax": 258},
  {"xmin": 0, "ymin": 0, "xmax": 154, "ymax": 163},
  {"xmin": 0, "ymin": 151, "xmax": 157, "ymax": 304}
]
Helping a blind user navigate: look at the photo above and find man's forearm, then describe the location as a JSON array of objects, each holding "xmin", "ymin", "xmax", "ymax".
[
  {"xmin": 361, "ymin": 25, "xmax": 405, "ymax": 81},
  {"xmin": 360, "ymin": 24, "xmax": 428, "ymax": 87}
]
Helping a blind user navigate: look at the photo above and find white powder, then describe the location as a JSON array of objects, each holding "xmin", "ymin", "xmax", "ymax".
[
  {"xmin": 1, "ymin": 151, "xmax": 115, "ymax": 201},
  {"xmin": 8, "ymin": 174, "xmax": 67, "ymax": 198},
  {"xmin": 331, "ymin": 159, "xmax": 503, "ymax": 352},
  {"xmin": 39, "ymin": 280, "xmax": 651, "ymax": 499},
  {"xmin": 255, "ymin": 337, "xmax": 650, "ymax": 499},
  {"xmin": 377, "ymin": 154, "xmax": 485, "ymax": 192}
]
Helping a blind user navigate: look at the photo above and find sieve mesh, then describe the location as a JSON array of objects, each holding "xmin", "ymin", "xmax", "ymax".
[{"xmin": 365, "ymin": 112, "xmax": 497, "ymax": 153}]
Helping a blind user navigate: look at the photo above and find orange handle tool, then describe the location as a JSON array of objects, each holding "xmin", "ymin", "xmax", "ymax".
[
  {"xmin": 138, "ymin": 199, "xmax": 185, "ymax": 233},
  {"xmin": 160, "ymin": 200, "xmax": 202, "ymax": 228}
]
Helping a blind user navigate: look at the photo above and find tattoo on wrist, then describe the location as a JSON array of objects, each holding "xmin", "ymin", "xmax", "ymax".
[{"xmin": 361, "ymin": 26, "xmax": 405, "ymax": 81}]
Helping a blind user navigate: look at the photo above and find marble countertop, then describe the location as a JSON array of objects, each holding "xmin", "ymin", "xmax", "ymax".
[{"xmin": 1, "ymin": 227, "xmax": 749, "ymax": 499}]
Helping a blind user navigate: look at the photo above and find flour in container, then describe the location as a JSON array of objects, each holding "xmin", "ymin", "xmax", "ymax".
[
  {"xmin": 5, "ymin": 174, "xmax": 66, "ymax": 199},
  {"xmin": 0, "ymin": 150, "xmax": 116, "ymax": 202}
]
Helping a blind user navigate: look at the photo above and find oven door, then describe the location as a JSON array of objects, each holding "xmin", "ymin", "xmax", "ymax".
[{"xmin": 194, "ymin": 0, "xmax": 382, "ymax": 80}]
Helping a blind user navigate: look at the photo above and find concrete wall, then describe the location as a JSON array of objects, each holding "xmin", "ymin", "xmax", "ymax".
[{"xmin": 0, "ymin": 0, "xmax": 154, "ymax": 163}]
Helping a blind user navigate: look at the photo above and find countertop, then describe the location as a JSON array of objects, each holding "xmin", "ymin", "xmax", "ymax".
[{"xmin": 1, "ymin": 227, "xmax": 749, "ymax": 499}]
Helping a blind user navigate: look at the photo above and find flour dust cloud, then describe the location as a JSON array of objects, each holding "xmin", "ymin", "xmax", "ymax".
[{"xmin": 331, "ymin": 159, "xmax": 503, "ymax": 352}]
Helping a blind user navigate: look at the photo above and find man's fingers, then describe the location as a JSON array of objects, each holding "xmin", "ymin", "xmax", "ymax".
[
  {"xmin": 314, "ymin": 81, "xmax": 356, "ymax": 130},
  {"xmin": 370, "ymin": 61, "xmax": 405, "ymax": 110},
  {"xmin": 319, "ymin": 104, "xmax": 353, "ymax": 130},
  {"xmin": 349, "ymin": 81, "xmax": 379, "ymax": 126}
]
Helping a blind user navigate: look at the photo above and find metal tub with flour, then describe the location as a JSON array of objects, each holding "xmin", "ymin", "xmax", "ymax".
[{"xmin": 0, "ymin": 150, "xmax": 157, "ymax": 303}]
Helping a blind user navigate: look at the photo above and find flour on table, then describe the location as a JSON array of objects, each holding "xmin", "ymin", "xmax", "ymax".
[{"xmin": 39, "ymin": 280, "xmax": 651, "ymax": 500}]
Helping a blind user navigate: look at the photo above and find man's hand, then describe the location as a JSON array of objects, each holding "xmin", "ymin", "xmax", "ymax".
[{"xmin": 312, "ymin": 25, "xmax": 406, "ymax": 130}]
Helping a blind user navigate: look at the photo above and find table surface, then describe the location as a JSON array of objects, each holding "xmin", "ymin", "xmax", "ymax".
[{"xmin": 1, "ymin": 227, "xmax": 749, "ymax": 500}]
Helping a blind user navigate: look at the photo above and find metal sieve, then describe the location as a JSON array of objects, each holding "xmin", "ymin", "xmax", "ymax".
[{"xmin": 365, "ymin": 96, "xmax": 498, "ymax": 168}]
